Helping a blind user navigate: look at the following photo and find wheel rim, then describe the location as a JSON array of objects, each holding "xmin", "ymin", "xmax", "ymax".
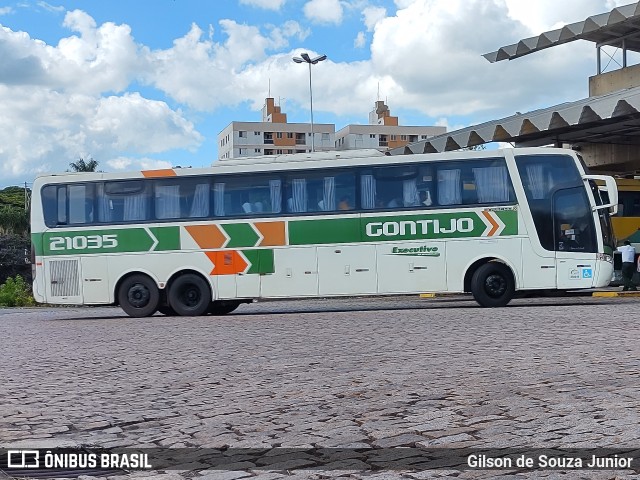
[
  {"xmin": 128, "ymin": 283, "xmax": 150, "ymax": 308},
  {"xmin": 484, "ymin": 273, "xmax": 507, "ymax": 298},
  {"xmin": 180, "ymin": 284, "xmax": 201, "ymax": 308}
]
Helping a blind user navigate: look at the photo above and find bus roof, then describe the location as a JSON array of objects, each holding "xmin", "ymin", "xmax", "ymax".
[{"xmin": 33, "ymin": 147, "xmax": 579, "ymax": 185}]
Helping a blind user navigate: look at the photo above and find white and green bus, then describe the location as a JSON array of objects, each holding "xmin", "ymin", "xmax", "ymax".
[{"xmin": 30, "ymin": 147, "xmax": 618, "ymax": 317}]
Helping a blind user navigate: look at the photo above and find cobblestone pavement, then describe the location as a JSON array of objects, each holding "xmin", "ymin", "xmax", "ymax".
[{"xmin": 1, "ymin": 295, "xmax": 640, "ymax": 479}]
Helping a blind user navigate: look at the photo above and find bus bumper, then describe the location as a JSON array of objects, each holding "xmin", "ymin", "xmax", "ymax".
[{"xmin": 594, "ymin": 258, "xmax": 615, "ymax": 287}]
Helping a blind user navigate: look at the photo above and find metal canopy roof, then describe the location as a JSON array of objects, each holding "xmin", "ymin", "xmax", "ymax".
[
  {"xmin": 483, "ymin": 2, "xmax": 640, "ymax": 63},
  {"xmin": 387, "ymin": 85, "xmax": 640, "ymax": 155}
]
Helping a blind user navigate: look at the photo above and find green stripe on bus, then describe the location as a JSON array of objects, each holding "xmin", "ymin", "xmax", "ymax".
[
  {"xmin": 495, "ymin": 210, "xmax": 518, "ymax": 235},
  {"xmin": 32, "ymin": 233, "xmax": 44, "ymax": 256},
  {"xmin": 223, "ymin": 223, "xmax": 260, "ymax": 248},
  {"xmin": 41, "ymin": 226, "xmax": 180, "ymax": 255},
  {"xmin": 288, "ymin": 211, "xmax": 518, "ymax": 245},
  {"xmin": 243, "ymin": 249, "xmax": 275, "ymax": 274}
]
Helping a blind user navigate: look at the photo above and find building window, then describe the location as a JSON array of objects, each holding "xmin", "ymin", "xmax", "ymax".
[
  {"xmin": 370, "ymin": 134, "xmax": 376, "ymax": 138},
  {"xmin": 421, "ymin": 135, "xmax": 428, "ymax": 140},
  {"xmin": 254, "ymin": 148, "xmax": 261, "ymax": 153},
  {"xmin": 238, "ymin": 131, "xmax": 246, "ymax": 138},
  {"xmin": 390, "ymin": 135, "xmax": 397, "ymax": 141},
  {"xmin": 276, "ymin": 132, "xmax": 283, "ymax": 138},
  {"xmin": 287, "ymin": 132, "xmax": 293, "ymax": 139},
  {"xmin": 264, "ymin": 132, "xmax": 273, "ymax": 144},
  {"xmin": 254, "ymin": 131, "xmax": 260, "ymax": 135},
  {"xmin": 401, "ymin": 135, "xmax": 407, "ymax": 140}
]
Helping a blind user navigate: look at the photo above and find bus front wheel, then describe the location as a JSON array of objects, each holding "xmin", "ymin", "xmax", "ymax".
[
  {"xmin": 471, "ymin": 262, "xmax": 514, "ymax": 307},
  {"xmin": 168, "ymin": 273, "xmax": 212, "ymax": 316},
  {"xmin": 208, "ymin": 300, "xmax": 240, "ymax": 315},
  {"xmin": 118, "ymin": 274, "xmax": 160, "ymax": 317}
]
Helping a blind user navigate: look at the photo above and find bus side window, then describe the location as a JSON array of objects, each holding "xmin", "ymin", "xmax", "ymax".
[
  {"xmin": 42, "ymin": 185, "xmax": 59, "ymax": 227},
  {"xmin": 68, "ymin": 184, "xmax": 94, "ymax": 224}
]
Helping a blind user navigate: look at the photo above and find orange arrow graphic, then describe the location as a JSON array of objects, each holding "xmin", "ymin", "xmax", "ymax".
[
  {"xmin": 186, "ymin": 225, "xmax": 228, "ymax": 249},
  {"xmin": 205, "ymin": 250, "xmax": 248, "ymax": 275},
  {"xmin": 482, "ymin": 211, "xmax": 499, "ymax": 237},
  {"xmin": 254, "ymin": 221, "xmax": 286, "ymax": 246}
]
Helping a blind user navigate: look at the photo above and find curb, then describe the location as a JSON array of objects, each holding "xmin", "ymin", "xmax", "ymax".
[{"xmin": 592, "ymin": 291, "xmax": 640, "ymax": 297}]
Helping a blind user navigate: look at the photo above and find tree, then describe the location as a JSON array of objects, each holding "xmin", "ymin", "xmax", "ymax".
[{"xmin": 69, "ymin": 157, "xmax": 99, "ymax": 172}]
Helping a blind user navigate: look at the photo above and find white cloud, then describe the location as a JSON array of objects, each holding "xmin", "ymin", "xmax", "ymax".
[
  {"xmin": 0, "ymin": 6, "xmax": 13, "ymax": 15},
  {"xmin": 303, "ymin": 0, "xmax": 343, "ymax": 25},
  {"xmin": 0, "ymin": 88, "xmax": 202, "ymax": 178},
  {"xmin": 504, "ymin": 0, "xmax": 630, "ymax": 34},
  {"xmin": 37, "ymin": 1, "xmax": 65, "ymax": 13},
  {"xmin": 106, "ymin": 156, "xmax": 173, "ymax": 171},
  {"xmin": 354, "ymin": 31, "xmax": 366, "ymax": 48},
  {"xmin": 362, "ymin": 6, "xmax": 386, "ymax": 31},
  {"xmin": 366, "ymin": 0, "xmax": 603, "ymax": 121},
  {"xmin": 239, "ymin": 0, "xmax": 287, "ymax": 10}
]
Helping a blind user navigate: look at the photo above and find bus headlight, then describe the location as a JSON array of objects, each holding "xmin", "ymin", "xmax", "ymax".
[{"xmin": 597, "ymin": 253, "xmax": 613, "ymax": 263}]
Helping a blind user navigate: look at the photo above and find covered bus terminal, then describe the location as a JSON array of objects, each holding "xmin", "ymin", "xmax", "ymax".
[{"xmin": 390, "ymin": 1, "xmax": 640, "ymax": 285}]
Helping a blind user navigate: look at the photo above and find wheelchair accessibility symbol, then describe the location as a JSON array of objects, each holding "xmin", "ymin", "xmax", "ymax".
[{"xmin": 582, "ymin": 268, "xmax": 593, "ymax": 279}]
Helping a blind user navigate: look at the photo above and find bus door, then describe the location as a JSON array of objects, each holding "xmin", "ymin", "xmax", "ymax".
[{"xmin": 553, "ymin": 187, "xmax": 598, "ymax": 289}]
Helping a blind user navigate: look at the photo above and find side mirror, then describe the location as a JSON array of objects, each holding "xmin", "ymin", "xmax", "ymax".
[{"xmin": 583, "ymin": 174, "xmax": 618, "ymax": 215}]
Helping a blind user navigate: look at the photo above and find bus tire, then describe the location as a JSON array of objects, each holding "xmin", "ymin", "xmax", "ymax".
[
  {"xmin": 471, "ymin": 262, "xmax": 514, "ymax": 307},
  {"xmin": 118, "ymin": 274, "xmax": 160, "ymax": 318},
  {"xmin": 168, "ymin": 273, "xmax": 211, "ymax": 316},
  {"xmin": 208, "ymin": 300, "xmax": 240, "ymax": 315}
]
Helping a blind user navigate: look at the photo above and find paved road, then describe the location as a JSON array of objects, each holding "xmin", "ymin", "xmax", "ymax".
[{"xmin": 1, "ymin": 296, "xmax": 640, "ymax": 479}]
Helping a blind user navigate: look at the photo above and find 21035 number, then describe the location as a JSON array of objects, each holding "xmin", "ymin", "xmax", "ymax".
[{"xmin": 49, "ymin": 234, "xmax": 118, "ymax": 251}]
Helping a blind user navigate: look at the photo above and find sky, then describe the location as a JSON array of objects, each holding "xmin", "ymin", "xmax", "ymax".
[{"xmin": 0, "ymin": 0, "xmax": 634, "ymax": 187}]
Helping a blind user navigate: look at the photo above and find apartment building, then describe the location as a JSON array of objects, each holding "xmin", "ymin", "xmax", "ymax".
[
  {"xmin": 335, "ymin": 101, "xmax": 446, "ymax": 152},
  {"xmin": 218, "ymin": 98, "xmax": 335, "ymax": 160}
]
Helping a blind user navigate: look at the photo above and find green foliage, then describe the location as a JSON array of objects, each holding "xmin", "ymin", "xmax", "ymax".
[
  {"xmin": 0, "ymin": 186, "xmax": 30, "ymax": 236},
  {"xmin": 0, "ymin": 275, "xmax": 35, "ymax": 307},
  {"xmin": 69, "ymin": 157, "xmax": 99, "ymax": 172},
  {"xmin": 0, "ymin": 186, "xmax": 28, "ymax": 209},
  {"xmin": 0, "ymin": 207, "xmax": 29, "ymax": 236}
]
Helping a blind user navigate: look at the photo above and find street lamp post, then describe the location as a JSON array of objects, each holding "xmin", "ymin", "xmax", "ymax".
[{"xmin": 293, "ymin": 52, "xmax": 327, "ymax": 152}]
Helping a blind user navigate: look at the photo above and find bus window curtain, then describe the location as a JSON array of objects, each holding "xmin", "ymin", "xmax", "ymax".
[
  {"xmin": 473, "ymin": 166, "xmax": 510, "ymax": 203},
  {"xmin": 214, "ymin": 182, "xmax": 225, "ymax": 216},
  {"xmin": 323, "ymin": 176, "xmax": 336, "ymax": 211},
  {"xmin": 403, "ymin": 178, "xmax": 419, "ymax": 207},
  {"xmin": 270, "ymin": 179, "xmax": 282, "ymax": 213},
  {"xmin": 291, "ymin": 178, "xmax": 307, "ymax": 212},
  {"xmin": 526, "ymin": 164, "xmax": 546, "ymax": 199},
  {"xmin": 361, "ymin": 174, "xmax": 376, "ymax": 209},
  {"xmin": 189, "ymin": 183, "xmax": 210, "ymax": 217},
  {"xmin": 124, "ymin": 194, "xmax": 148, "ymax": 221},
  {"xmin": 155, "ymin": 185, "xmax": 181, "ymax": 219},
  {"xmin": 438, "ymin": 169, "xmax": 461, "ymax": 205},
  {"xmin": 96, "ymin": 183, "xmax": 111, "ymax": 222}
]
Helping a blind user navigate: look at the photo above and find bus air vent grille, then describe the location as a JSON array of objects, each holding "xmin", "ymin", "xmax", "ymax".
[{"xmin": 50, "ymin": 259, "xmax": 80, "ymax": 297}]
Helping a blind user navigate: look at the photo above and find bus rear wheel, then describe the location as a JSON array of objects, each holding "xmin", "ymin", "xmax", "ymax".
[
  {"xmin": 168, "ymin": 273, "xmax": 211, "ymax": 316},
  {"xmin": 471, "ymin": 262, "xmax": 514, "ymax": 307},
  {"xmin": 118, "ymin": 274, "xmax": 160, "ymax": 318},
  {"xmin": 208, "ymin": 300, "xmax": 240, "ymax": 315}
]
